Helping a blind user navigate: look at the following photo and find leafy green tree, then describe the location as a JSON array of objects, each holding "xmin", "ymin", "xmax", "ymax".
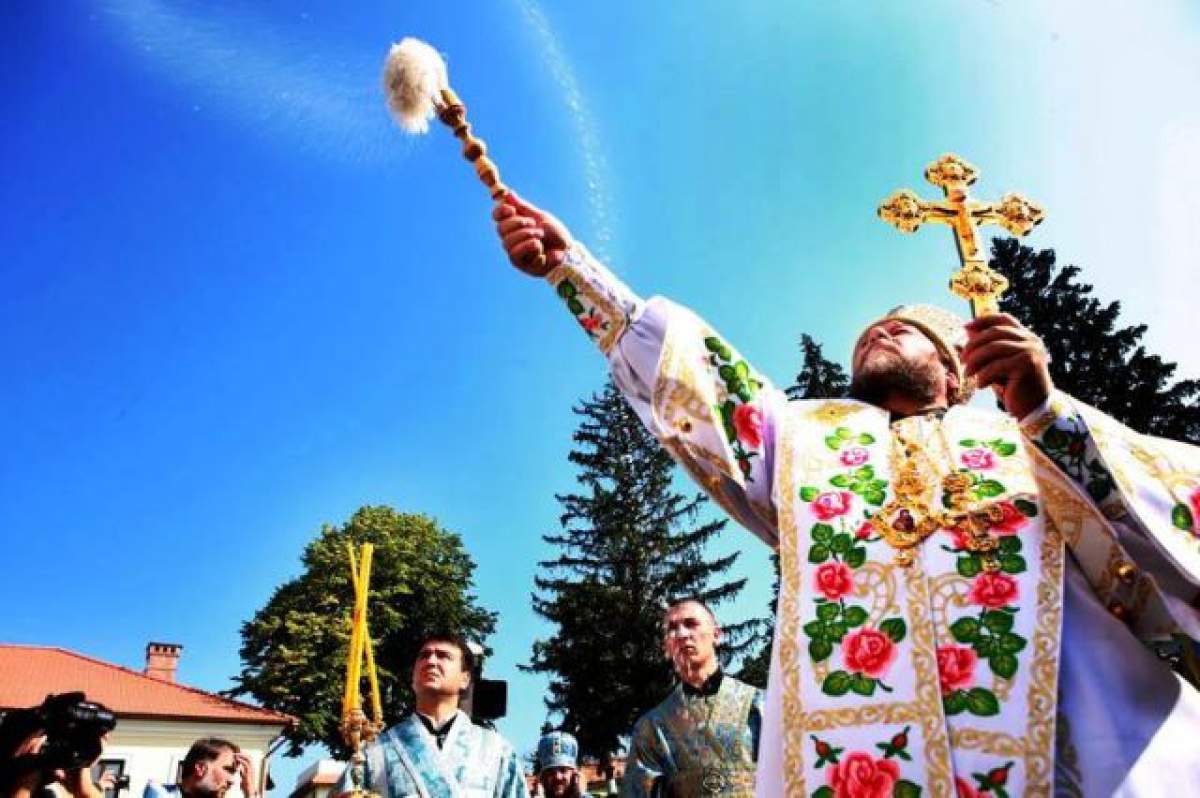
[
  {"xmin": 739, "ymin": 334, "xmax": 849, "ymax": 687},
  {"xmin": 525, "ymin": 381, "xmax": 753, "ymax": 761},
  {"xmin": 991, "ymin": 238, "xmax": 1199, "ymax": 444},
  {"xmin": 230, "ymin": 506, "xmax": 497, "ymax": 757}
]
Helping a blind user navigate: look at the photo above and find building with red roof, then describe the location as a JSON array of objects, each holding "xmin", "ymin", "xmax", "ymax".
[{"xmin": 1, "ymin": 643, "xmax": 292, "ymax": 798}]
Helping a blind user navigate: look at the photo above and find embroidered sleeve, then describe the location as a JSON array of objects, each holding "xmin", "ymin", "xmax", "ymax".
[
  {"xmin": 1019, "ymin": 391, "xmax": 1118, "ymax": 506},
  {"xmin": 621, "ymin": 718, "xmax": 668, "ymax": 798},
  {"xmin": 545, "ymin": 243, "xmax": 643, "ymax": 355}
]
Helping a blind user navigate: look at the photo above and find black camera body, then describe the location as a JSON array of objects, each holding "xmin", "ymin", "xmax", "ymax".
[{"xmin": 32, "ymin": 692, "xmax": 117, "ymax": 771}]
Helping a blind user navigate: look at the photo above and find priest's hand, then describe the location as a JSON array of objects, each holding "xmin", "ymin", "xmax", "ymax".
[
  {"xmin": 962, "ymin": 313, "xmax": 1053, "ymax": 420},
  {"xmin": 492, "ymin": 193, "xmax": 573, "ymax": 277}
]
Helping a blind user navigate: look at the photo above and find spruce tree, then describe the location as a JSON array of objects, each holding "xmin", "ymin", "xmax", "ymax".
[
  {"xmin": 739, "ymin": 335, "xmax": 849, "ymax": 687},
  {"xmin": 525, "ymin": 381, "xmax": 753, "ymax": 762},
  {"xmin": 991, "ymin": 238, "xmax": 1199, "ymax": 444}
]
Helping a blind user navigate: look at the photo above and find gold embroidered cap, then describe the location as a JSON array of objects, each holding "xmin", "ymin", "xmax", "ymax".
[{"xmin": 860, "ymin": 304, "xmax": 974, "ymax": 405}]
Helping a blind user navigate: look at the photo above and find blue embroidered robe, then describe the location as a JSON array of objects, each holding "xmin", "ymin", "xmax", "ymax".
[
  {"xmin": 622, "ymin": 674, "xmax": 762, "ymax": 797},
  {"xmin": 337, "ymin": 711, "xmax": 528, "ymax": 798}
]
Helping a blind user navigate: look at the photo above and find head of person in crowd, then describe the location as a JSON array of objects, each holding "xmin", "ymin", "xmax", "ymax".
[
  {"xmin": 536, "ymin": 731, "xmax": 580, "ymax": 798},
  {"xmin": 662, "ymin": 598, "xmax": 722, "ymax": 688},
  {"xmin": 178, "ymin": 739, "xmax": 242, "ymax": 798},
  {"xmin": 410, "ymin": 633, "xmax": 476, "ymax": 713}
]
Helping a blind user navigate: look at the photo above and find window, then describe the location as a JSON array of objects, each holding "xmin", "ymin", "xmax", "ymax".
[{"xmin": 92, "ymin": 759, "xmax": 127, "ymax": 798}]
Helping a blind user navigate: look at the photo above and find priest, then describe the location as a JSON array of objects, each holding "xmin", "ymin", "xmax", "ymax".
[{"xmin": 491, "ymin": 193, "xmax": 1200, "ymax": 797}]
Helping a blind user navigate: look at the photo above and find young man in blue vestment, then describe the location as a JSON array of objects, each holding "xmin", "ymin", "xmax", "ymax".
[
  {"xmin": 622, "ymin": 599, "xmax": 763, "ymax": 797},
  {"xmin": 335, "ymin": 634, "xmax": 528, "ymax": 798}
]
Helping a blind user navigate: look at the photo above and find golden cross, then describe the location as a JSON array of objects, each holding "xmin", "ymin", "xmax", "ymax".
[{"xmin": 877, "ymin": 154, "xmax": 1045, "ymax": 317}]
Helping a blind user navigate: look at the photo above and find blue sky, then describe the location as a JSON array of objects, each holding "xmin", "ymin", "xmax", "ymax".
[{"xmin": 4, "ymin": 0, "xmax": 1199, "ymax": 786}]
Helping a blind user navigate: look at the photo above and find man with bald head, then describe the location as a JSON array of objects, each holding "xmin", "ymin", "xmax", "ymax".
[
  {"xmin": 623, "ymin": 599, "xmax": 762, "ymax": 797},
  {"xmin": 492, "ymin": 193, "xmax": 1200, "ymax": 795}
]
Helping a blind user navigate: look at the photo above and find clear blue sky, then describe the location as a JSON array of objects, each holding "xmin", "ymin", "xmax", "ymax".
[{"xmin": 4, "ymin": 0, "xmax": 1198, "ymax": 787}]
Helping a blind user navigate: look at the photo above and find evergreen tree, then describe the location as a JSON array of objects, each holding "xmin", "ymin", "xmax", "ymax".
[
  {"xmin": 739, "ymin": 335, "xmax": 850, "ymax": 687},
  {"xmin": 525, "ymin": 381, "xmax": 753, "ymax": 761},
  {"xmin": 230, "ymin": 506, "xmax": 497, "ymax": 757},
  {"xmin": 786, "ymin": 333, "xmax": 851, "ymax": 401},
  {"xmin": 991, "ymin": 238, "xmax": 1200, "ymax": 444}
]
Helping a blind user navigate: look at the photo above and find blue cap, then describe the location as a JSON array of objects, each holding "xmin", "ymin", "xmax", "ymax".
[{"xmin": 537, "ymin": 731, "xmax": 579, "ymax": 771}]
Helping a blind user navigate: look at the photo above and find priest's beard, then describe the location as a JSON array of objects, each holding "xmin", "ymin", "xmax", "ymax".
[{"xmin": 848, "ymin": 352, "xmax": 942, "ymax": 409}]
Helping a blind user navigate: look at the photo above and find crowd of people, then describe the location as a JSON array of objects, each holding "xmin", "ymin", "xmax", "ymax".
[{"xmin": 0, "ymin": 597, "xmax": 757, "ymax": 798}]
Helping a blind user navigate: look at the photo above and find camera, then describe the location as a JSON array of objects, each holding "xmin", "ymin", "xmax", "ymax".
[{"xmin": 1, "ymin": 692, "xmax": 117, "ymax": 776}]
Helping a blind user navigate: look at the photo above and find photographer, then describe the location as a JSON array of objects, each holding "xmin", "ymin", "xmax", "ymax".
[{"xmin": 0, "ymin": 693, "xmax": 116, "ymax": 798}]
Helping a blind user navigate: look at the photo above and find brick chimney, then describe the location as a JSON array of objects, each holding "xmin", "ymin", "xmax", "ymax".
[{"xmin": 144, "ymin": 642, "xmax": 183, "ymax": 682}]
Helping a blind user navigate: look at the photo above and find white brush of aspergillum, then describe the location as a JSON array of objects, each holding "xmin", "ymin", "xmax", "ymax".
[{"xmin": 382, "ymin": 37, "xmax": 449, "ymax": 134}]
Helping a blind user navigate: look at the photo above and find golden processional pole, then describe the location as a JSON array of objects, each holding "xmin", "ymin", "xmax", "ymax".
[
  {"xmin": 339, "ymin": 543, "xmax": 384, "ymax": 798},
  {"xmin": 877, "ymin": 154, "xmax": 1045, "ymax": 317}
]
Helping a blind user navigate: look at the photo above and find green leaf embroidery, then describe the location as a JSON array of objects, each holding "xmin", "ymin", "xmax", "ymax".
[
  {"xmin": 845, "ymin": 547, "xmax": 867, "ymax": 568},
  {"xmin": 822, "ymin": 670, "xmax": 852, "ymax": 696},
  {"xmin": 703, "ymin": 336, "xmax": 723, "ymax": 353},
  {"xmin": 800, "ymin": 486, "xmax": 820, "ymax": 502},
  {"xmin": 816, "ymin": 602, "xmax": 840, "ymax": 622},
  {"xmin": 990, "ymin": 652, "xmax": 1018, "ymax": 679},
  {"xmin": 830, "ymin": 474, "xmax": 851, "ymax": 488},
  {"xmin": 864, "ymin": 489, "xmax": 887, "ymax": 506},
  {"xmin": 880, "ymin": 618, "xmax": 907, "ymax": 643},
  {"xmin": 556, "ymin": 280, "xmax": 577, "ymax": 299},
  {"xmin": 808, "ymin": 545, "xmax": 831, "ymax": 564},
  {"xmin": 849, "ymin": 673, "xmax": 876, "ymax": 696},
  {"xmin": 982, "ymin": 610, "xmax": 1014, "ymax": 634},
  {"xmin": 893, "ymin": 780, "xmax": 922, "ymax": 798},
  {"xmin": 811, "ymin": 522, "xmax": 835, "ymax": 542},
  {"xmin": 855, "ymin": 465, "xmax": 876, "ymax": 480},
  {"xmin": 950, "ymin": 617, "xmax": 981, "ymax": 643},
  {"xmin": 975, "ymin": 480, "xmax": 1006, "ymax": 498},
  {"xmin": 734, "ymin": 360, "xmax": 750, "ymax": 379},
  {"xmin": 803, "ymin": 620, "xmax": 824, "ymax": 638},
  {"xmin": 825, "ymin": 435, "xmax": 842, "ymax": 451},
  {"xmin": 808, "ymin": 638, "xmax": 833, "ymax": 662},
  {"xmin": 836, "ymin": 427, "xmax": 854, "ymax": 440},
  {"xmin": 1013, "ymin": 498, "xmax": 1038, "ymax": 517},
  {"xmin": 858, "ymin": 432, "xmax": 876, "ymax": 445},
  {"xmin": 956, "ymin": 555, "xmax": 981, "ymax": 578},
  {"xmin": 992, "ymin": 441, "xmax": 1018, "ymax": 456},
  {"xmin": 999, "ymin": 554, "xmax": 1027, "ymax": 574},
  {"xmin": 843, "ymin": 606, "xmax": 868, "ymax": 627},
  {"xmin": 998, "ymin": 632, "xmax": 1027, "ymax": 653},
  {"xmin": 830, "ymin": 533, "xmax": 852, "ymax": 555},
  {"xmin": 959, "ymin": 438, "xmax": 979, "ymax": 447},
  {"xmin": 965, "ymin": 687, "xmax": 1000, "ymax": 716},
  {"xmin": 812, "ymin": 787, "xmax": 834, "ymax": 798},
  {"xmin": 943, "ymin": 690, "xmax": 967, "ymax": 715},
  {"xmin": 566, "ymin": 298, "xmax": 585, "ymax": 315},
  {"xmin": 998, "ymin": 536, "xmax": 1023, "ymax": 554},
  {"xmin": 1172, "ymin": 503, "xmax": 1194, "ymax": 531}
]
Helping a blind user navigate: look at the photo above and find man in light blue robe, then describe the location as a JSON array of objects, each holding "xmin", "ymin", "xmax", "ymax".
[{"xmin": 335, "ymin": 634, "xmax": 528, "ymax": 798}]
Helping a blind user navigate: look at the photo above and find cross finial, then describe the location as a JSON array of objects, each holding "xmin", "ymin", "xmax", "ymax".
[{"xmin": 877, "ymin": 154, "xmax": 1045, "ymax": 317}]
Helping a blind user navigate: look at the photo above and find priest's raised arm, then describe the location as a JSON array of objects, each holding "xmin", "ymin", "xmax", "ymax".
[{"xmin": 493, "ymin": 194, "xmax": 784, "ymax": 548}]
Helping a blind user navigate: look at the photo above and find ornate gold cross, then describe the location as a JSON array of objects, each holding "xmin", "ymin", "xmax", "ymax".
[{"xmin": 877, "ymin": 154, "xmax": 1045, "ymax": 317}]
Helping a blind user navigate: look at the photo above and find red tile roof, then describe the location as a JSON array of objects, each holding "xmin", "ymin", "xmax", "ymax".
[{"xmin": 0, "ymin": 645, "xmax": 292, "ymax": 726}]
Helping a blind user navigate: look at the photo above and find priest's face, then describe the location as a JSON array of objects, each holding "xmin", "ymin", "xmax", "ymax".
[
  {"xmin": 411, "ymin": 640, "xmax": 471, "ymax": 699},
  {"xmin": 663, "ymin": 601, "xmax": 721, "ymax": 678},
  {"xmin": 849, "ymin": 320, "xmax": 947, "ymax": 409}
]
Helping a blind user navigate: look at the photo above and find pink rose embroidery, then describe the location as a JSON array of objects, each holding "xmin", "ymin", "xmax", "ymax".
[
  {"xmin": 732, "ymin": 403, "xmax": 764, "ymax": 449},
  {"xmin": 936, "ymin": 644, "xmax": 977, "ymax": 693},
  {"xmin": 814, "ymin": 562, "xmax": 854, "ymax": 601},
  {"xmin": 855, "ymin": 521, "xmax": 874, "ymax": 541},
  {"xmin": 1190, "ymin": 487, "xmax": 1200, "ymax": 531},
  {"xmin": 842, "ymin": 628, "xmax": 897, "ymax": 679},
  {"xmin": 579, "ymin": 314, "xmax": 601, "ymax": 333},
  {"xmin": 840, "ymin": 447, "xmax": 869, "ymax": 467},
  {"xmin": 960, "ymin": 448, "xmax": 996, "ymax": 470},
  {"xmin": 968, "ymin": 571, "xmax": 1019, "ymax": 609},
  {"xmin": 812, "ymin": 491, "xmax": 854, "ymax": 520},
  {"xmin": 826, "ymin": 751, "xmax": 900, "ymax": 798}
]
